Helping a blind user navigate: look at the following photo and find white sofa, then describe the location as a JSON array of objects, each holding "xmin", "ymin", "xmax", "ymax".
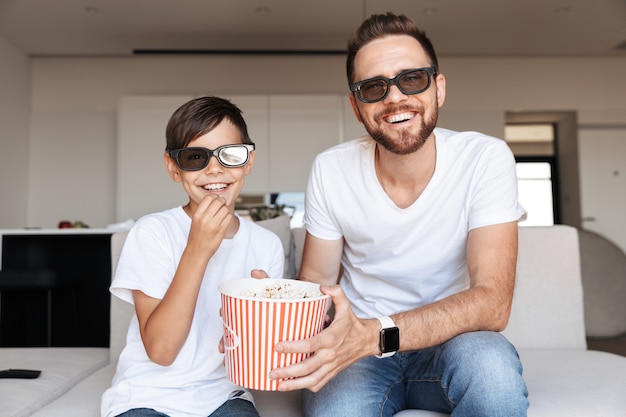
[{"xmin": 2, "ymin": 224, "xmax": 626, "ymax": 417}]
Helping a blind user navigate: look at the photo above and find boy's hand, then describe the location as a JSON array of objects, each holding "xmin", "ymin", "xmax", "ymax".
[
  {"xmin": 187, "ymin": 195, "xmax": 233, "ymax": 257},
  {"xmin": 251, "ymin": 269, "xmax": 269, "ymax": 279}
]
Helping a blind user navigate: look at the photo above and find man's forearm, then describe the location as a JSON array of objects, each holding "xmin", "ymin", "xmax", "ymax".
[{"xmin": 391, "ymin": 285, "xmax": 513, "ymax": 351}]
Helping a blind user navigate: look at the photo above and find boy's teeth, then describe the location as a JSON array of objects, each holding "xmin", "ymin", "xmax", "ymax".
[{"xmin": 204, "ymin": 183, "xmax": 227, "ymax": 190}]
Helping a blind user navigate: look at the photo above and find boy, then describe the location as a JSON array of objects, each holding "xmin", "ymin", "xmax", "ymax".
[{"xmin": 101, "ymin": 96, "xmax": 284, "ymax": 417}]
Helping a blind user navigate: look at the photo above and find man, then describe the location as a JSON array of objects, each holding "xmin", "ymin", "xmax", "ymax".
[{"xmin": 270, "ymin": 13, "xmax": 529, "ymax": 416}]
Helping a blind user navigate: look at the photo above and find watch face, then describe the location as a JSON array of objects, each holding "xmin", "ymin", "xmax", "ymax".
[{"xmin": 381, "ymin": 327, "xmax": 400, "ymax": 353}]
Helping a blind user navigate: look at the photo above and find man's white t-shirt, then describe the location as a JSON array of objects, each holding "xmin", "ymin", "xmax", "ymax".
[
  {"xmin": 304, "ymin": 128, "xmax": 527, "ymax": 319},
  {"xmin": 101, "ymin": 206, "xmax": 284, "ymax": 417}
]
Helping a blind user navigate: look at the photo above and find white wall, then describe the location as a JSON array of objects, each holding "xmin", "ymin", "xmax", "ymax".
[
  {"xmin": 0, "ymin": 36, "xmax": 31, "ymax": 229},
  {"xmin": 11, "ymin": 55, "xmax": 626, "ymax": 246},
  {"xmin": 579, "ymin": 128, "xmax": 626, "ymax": 252}
]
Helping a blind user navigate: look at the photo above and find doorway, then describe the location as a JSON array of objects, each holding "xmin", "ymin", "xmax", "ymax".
[{"xmin": 505, "ymin": 111, "xmax": 581, "ymax": 228}]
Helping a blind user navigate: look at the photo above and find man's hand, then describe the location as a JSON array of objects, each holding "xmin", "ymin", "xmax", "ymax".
[{"xmin": 268, "ymin": 285, "xmax": 375, "ymax": 392}]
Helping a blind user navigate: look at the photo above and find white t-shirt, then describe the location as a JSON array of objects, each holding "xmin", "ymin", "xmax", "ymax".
[
  {"xmin": 304, "ymin": 128, "xmax": 526, "ymax": 319},
  {"xmin": 101, "ymin": 206, "xmax": 284, "ymax": 417}
]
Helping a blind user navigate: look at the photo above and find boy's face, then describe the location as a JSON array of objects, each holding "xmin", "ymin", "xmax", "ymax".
[{"xmin": 164, "ymin": 119, "xmax": 254, "ymax": 215}]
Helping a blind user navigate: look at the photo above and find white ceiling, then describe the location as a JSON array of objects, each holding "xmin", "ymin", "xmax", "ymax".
[{"xmin": 0, "ymin": 0, "xmax": 625, "ymax": 57}]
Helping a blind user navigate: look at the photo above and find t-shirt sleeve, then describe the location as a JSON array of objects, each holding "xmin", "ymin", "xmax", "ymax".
[
  {"xmin": 110, "ymin": 218, "xmax": 176, "ymax": 304},
  {"xmin": 303, "ymin": 154, "xmax": 344, "ymax": 241},
  {"xmin": 468, "ymin": 139, "xmax": 527, "ymax": 230}
]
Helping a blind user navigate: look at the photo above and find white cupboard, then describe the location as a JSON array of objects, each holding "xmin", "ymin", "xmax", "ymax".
[{"xmin": 117, "ymin": 96, "xmax": 192, "ymax": 222}]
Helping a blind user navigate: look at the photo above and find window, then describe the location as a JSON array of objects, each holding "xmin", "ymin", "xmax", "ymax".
[{"xmin": 516, "ymin": 162, "xmax": 555, "ymax": 226}]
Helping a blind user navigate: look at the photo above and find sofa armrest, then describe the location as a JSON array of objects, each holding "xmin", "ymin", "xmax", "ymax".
[{"xmin": 502, "ymin": 225, "xmax": 587, "ymax": 350}]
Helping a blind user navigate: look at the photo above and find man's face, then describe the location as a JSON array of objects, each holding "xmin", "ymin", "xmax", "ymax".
[{"xmin": 349, "ymin": 35, "xmax": 446, "ymax": 155}]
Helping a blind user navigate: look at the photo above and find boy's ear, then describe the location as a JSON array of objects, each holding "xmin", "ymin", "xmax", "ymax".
[
  {"xmin": 243, "ymin": 149, "xmax": 255, "ymax": 175},
  {"xmin": 164, "ymin": 152, "xmax": 182, "ymax": 182}
]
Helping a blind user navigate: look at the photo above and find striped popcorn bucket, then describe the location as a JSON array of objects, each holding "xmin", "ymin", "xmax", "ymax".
[{"xmin": 219, "ymin": 278, "xmax": 330, "ymax": 391}]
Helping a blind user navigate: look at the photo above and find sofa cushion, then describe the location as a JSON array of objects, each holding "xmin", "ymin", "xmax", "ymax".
[
  {"xmin": 520, "ymin": 349, "xmax": 626, "ymax": 416},
  {"xmin": 29, "ymin": 364, "xmax": 116, "ymax": 417},
  {"xmin": 251, "ymin": 390, "xmax": 304, "ymax": 417},
  {"xmin": 0, "ymin": 347, "xmax": 108, "ymax": 417},
  {"xmin": 29, "ymin": 350, "xmax": 626, "ymax": 417}
]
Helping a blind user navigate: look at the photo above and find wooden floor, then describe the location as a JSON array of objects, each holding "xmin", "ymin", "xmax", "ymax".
[{"xmin": 587, "ymin": 333, "xmax": 626, "ymax": 357}]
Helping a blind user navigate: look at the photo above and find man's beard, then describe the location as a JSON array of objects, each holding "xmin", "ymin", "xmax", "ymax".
[{"xmin": 366, "ymin": 106, "xmax": 438, "ymax": 156}]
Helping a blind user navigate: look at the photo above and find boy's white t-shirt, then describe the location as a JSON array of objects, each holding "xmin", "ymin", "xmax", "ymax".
[
  {"xmin": 101, "ymin": 206, "xmax": 284, "ymax": 417},
  {"xmin": 304, "ymin": 127, "xmax": 527, "ymax": 319}
]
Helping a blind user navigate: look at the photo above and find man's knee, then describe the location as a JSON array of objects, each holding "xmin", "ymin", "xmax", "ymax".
[
  {"xmin": 440, "ymin": 332, "xmax": 528, "ymax": 409},
  {"xmin": 441, "ymin": 331, "xmax": 521, "ymax": 370}
]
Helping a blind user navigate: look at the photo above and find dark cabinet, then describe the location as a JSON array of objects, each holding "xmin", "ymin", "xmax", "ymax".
[{"xmin": 0, "ymin": 231, "xmax": 112, "ymax": 347}]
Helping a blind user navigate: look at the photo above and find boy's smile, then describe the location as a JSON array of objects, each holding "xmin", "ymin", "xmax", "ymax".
[{"xmin": 201, "ymin": 182, "xmax": 229, "ymax": 192}]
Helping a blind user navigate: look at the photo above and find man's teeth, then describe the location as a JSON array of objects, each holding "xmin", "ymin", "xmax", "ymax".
[
  {"xmin": 203, "ymin": 183, "xmax": 228, "ymax": 191},
  {"xmin": 387, "ymin": 112, "xmax": 414, "ymax": 124}
]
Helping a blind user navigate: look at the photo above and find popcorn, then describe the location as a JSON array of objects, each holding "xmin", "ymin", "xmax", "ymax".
[{"xmin": 240, "ymin": 281, "xmax": 320, "ymax": 299}]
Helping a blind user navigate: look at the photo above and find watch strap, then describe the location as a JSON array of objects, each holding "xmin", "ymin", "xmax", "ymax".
[{"xmin": 377, "ymin": 316, "xmax": 396, "ymax": 330}]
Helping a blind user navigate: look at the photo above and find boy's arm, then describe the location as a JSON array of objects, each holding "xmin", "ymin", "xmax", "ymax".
[{"xmin": 135, "ymin": 196, "xmax": 232, "ymax": 366}]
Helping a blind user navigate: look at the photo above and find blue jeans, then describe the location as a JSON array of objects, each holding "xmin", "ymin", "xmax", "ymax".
[
  {"xmin": 302, "ymin": 331, "xmax": 528, "ymax": 417},
  {"xmin": 116, "ymin": 399, "xmax": 259, "ymax": 417}
]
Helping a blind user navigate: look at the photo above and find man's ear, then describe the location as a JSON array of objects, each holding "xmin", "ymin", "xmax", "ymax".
[
  {"xmin": 164, "ymin": 152, "xmax": 182, "ymax": 182},
  {"xmin": 435, "ymin": 73, "xmax": 446, "ymax": 108},
  {"xmin": 348, "ymin": 94, "xmax": 363, "ymax": 123}
]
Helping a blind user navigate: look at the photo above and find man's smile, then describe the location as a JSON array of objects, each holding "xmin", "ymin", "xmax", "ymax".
[{"xmin": 384, "ymin": 112, "xmax": 415, "ymax": 124}]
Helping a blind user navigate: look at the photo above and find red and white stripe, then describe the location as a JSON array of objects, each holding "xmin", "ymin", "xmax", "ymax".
[{"xmin": 221, "ymin": 293, "xmax": 328, "ymax": 391}]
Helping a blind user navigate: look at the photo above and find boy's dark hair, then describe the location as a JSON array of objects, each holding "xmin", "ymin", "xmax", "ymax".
[
  {"xmin": 346, "ymin": 12, "xmax": 439, "ymax": 84},
  {"xmin": 165, "ymin": 96, "xmax": 252, "ymax": 150}
]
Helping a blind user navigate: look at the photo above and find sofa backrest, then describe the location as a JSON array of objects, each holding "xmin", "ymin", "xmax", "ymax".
[
  {"xmin": 108, "ymin": 224, "xmax": 588, "ymax": 363},
  {"xmin": 291, "ymin": 225, "xmax": 587, "ymax": 350},
  {"xmin": 291, "ymin": 225, "xmax": 587, "ymax": 351},
  {"xmin": 255, "ymin": 215, "xmax": 294, "ymax": 278},
  {"xmin": 109, "ymin": 230, "xmax": 133, "ymax": 363},
  {"xmin": 503, "ymin": 225, "xmax": 587, "ymax": 350}
]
